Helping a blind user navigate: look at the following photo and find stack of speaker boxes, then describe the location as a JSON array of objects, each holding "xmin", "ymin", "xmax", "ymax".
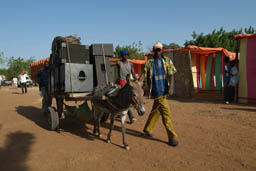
[
  {"xmin": 90, "ymin": 44, "xmax": 118, "ymax": 87},
  {"xmin": 48, "ymin": 36, "xmax": 118, "ymax": 95},
  {"xmin": 49, "ymin": 38, "xmax": 93, "ymax": 94}
]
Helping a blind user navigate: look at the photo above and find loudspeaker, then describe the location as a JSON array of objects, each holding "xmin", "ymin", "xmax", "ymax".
[
  {"xmin": 90, "ymin": 56, "xmax": 118, "ymax": 87},
  {"xmin": 89, "ymin": 43, "xmax": 117, "ymax": 87},
  {"xmin": 49, "ymin": 63, "xmax": 93, "ymax": 93},
  {"xmin": 90, "ymin": 44, "xmax": 114, "ymax": 56},
  {"xmin": 59, "ymin": 43, "xmax": 90, "ymax": 64}
]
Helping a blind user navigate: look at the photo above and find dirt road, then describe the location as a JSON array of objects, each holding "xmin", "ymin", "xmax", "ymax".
[{"xmin": 0, "ymin": 86, "xmax": 256, "ymax": 171}]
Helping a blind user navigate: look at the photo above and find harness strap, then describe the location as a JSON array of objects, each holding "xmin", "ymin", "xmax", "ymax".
[
  {"xmin": 102, "ymin": 44, "xmax": 109, "ymax": 84},
  {"xmin": 66, "ymin": 39, "xmax": 73, "ymax": 96}
]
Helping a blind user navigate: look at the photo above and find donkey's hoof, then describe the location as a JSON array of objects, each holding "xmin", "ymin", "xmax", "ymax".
[
  {"xmin": 98, "ymin": 134, "xmax": 102, "ymax": 138},
  {"xmin": 106, "ymin": 139, "xmax": 111, "ymax": 143},
  {"xmin": 125, "ymin": 145, "xmax": 130, "ymax": 150}
]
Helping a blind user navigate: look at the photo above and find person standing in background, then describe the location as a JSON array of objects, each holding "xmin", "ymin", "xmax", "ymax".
[
  {"xmin": 0, "ymin": 75, "xmax": 2, "ymax": 89},
  {"xmin": 19, "ymin": 71, "xmax": 28, "ymax": 94},
  {"xmin": 36, "ymin": 61, "xmax": 52, "ymax": 115},
  {"xmin": 224, "ymin": 57, "xmax": 231, "ymax": 104},
  {"xmin": 227, "ymin": 60, "xmax": 239, "ymax": 103},
  {"xmin": 13, "ymin": 77, "xmax": 18, "ymax": 89}
]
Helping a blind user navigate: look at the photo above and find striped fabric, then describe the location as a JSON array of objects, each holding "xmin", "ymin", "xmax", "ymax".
[
  {"xmin": 154, "ymin": 75, "xmax": 166, "ymax": 80},
  {"xmin": 151, "ymin": 58, "xmax": 167, "ymax": 98},
  {"xmin": 238, "ymin": 38, "xmax": 248, "ymax": 103},
  {"xmin": 246, "ymin": 37, "xmax": 256, "ymax": 103},
  {"xmin": 238, "ymin": 36, "xmax": 256, "ymax": 103}
]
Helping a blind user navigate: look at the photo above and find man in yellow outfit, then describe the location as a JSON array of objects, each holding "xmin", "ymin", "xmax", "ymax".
[{"xmin": 139, "ymin": 42, "xmax": 178, "ymax": 147}]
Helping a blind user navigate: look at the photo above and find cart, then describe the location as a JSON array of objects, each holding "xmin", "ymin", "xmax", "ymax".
[
  {"xmin": 46, "ymin": 84, "xmax": 116, "ymax": 131},
  {"xmin": 45, "ymin": 36, "xmax": 116, "ymax": 131}
]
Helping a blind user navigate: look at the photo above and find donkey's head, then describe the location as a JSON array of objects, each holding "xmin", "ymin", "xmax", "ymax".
[{"xmin": 127, "ymin": 79, "xmax": 146, "ymax": 116}]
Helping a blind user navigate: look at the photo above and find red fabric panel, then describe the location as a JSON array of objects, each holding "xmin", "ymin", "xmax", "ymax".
[
  {"xmin": 133, "ymin": 64, "xmax": 139, "ymax": 74},
  {"xmin": 247, "ymin": 37, "xmax": 256, "ymax": 103}
]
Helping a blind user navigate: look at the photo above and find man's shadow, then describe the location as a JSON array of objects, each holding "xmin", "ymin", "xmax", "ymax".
[
  {"xmin": 0, "ymin": 129, "xmax": 35, "ymax": 171},
  {"xmin": 16, "ymin": 106, "xmax": 94, "ymax": 141}
]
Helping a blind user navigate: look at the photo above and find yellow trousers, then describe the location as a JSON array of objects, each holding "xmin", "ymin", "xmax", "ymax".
[{"xmin": 144, "ymin": 96, "xmax": 177, "ymax": 139}]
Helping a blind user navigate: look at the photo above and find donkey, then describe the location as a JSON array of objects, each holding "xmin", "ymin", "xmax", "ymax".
[{"xmin": 92, "ymin": 80, "xmax": 145, "ymax": 150}]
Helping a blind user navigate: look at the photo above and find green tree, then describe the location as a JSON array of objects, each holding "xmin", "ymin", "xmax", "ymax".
[
  {"xmin": 114, "ymin": 41, "xmax": 145, "ymax": 60},
  {"xmin": 6, "ymin": 57, "xmax": 35, "ymax": 79},
  {"xmin": 184, "ymin": 26, "xmax": 255, "ymax": 52},
  {"xmin": 162, "ymin": 43, "xmax": 182, "ymax": 50},
  {"xmin": 0, "ymin": 51, "xmax": 5, "ymax": 66},
  {"xmin": 0, "ymin": 68, "xmax": 8, "ymax": 76},
  {"xmin": 0, "ymin": 51, "xmax": 8, "ymax": 77}
]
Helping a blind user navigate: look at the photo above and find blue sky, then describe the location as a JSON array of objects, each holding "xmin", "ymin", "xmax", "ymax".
[{"xmin": 0, "ymin": 0, "xmax": 255, "ymax": 61}]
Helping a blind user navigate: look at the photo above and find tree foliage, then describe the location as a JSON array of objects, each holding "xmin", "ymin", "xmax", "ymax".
[
  {"xmin": 0, "ymin": 51, "xmax": 5, "ymax": 65},
  {"xmin": 184, "ymin": 26, "xmax": 255, "ymax": 52},
  {"xmin": 114, "ymin": 41, "xmax": 145, "ymax": 60},
  {"xmin": 162, "ymin": 43, "xmax": 182, "ymax": 50},
  {"xmin": 3, "ymin": 56, "xmax": 35, "ymax": 79},
  {"xmin": 0, "ymin": 68, "xmax": 8, "ymax": 77}
]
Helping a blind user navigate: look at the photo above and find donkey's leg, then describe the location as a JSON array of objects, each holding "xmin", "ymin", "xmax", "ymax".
[
  {"xmin": 93, "ymin": 106, "xmax": 98, "ymax": 135},
  {"xmin": 97, "ymin": 112, "xmax": 104, "ymax": 138},
  {"xmin": 93, "ymin": 106, "xmax": 97, "ymax": 135},
  {"xmin": 121, "ymin": 111, "xmax": 129, "ymax": 150},
  {"xmin": 106, "ymin": 114, "xmax": 115, "ymax": 143}
]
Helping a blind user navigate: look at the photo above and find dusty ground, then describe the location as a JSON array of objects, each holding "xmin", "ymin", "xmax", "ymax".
[{"xmin": 0, "ymin": 86, "xmax": 256, "ymax": 171}]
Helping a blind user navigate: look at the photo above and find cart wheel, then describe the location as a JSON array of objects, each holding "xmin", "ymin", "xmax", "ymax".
[
  {"xmin": 101, "ymin": 113, "xmax": 109, "ymax": 123},
  {"xmin": 47, "ymin": 107, "xmax": 59, "ymax": 131}
]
